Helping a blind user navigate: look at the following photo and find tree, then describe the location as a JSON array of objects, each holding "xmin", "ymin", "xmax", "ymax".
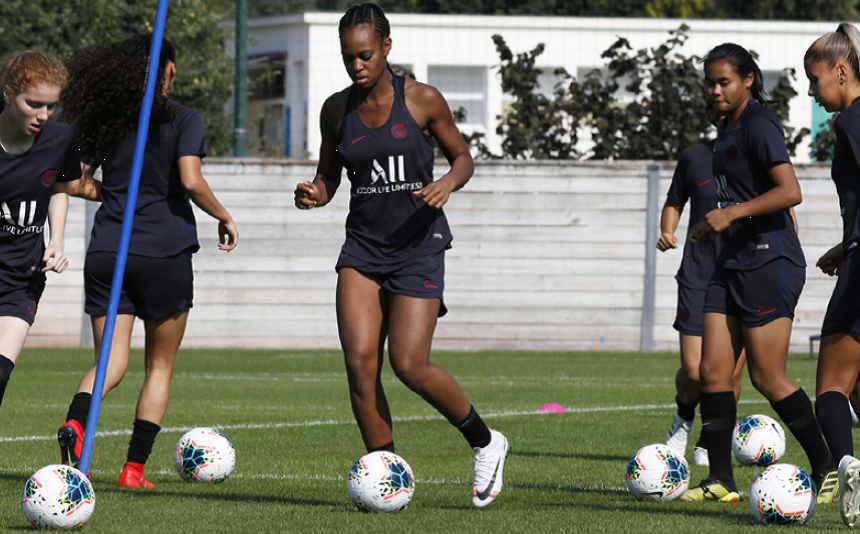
[
  {"xmin": 0, "ymin": 0, "xmax": 235, "ymax": 155},
  {"xmin": 481, "ymin": 25, "xmax": 808, "ymax": 161}
]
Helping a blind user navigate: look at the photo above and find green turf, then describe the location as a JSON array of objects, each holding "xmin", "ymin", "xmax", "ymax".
[{"xmin": 0, "ymin": 348, "xmax": 848, "ymax": 532}]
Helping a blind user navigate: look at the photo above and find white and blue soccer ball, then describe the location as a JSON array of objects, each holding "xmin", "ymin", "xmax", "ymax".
[
  {"xmin": 749, "ymin": 463, "xmax": 816, "ymax": 525},
  {"xmin": 175, "ymin": 427, "xmax": 236, "ymax": 483},
  {"xmin": 733, "ymin": 414, "xmax": 786, "ymax": 466},
  {"xmin": 626, "ymin": 443, "xmax": 690, "ymax": 501},
  {"xmin": 22, "ymin": 464, "xmax": 95, "ymax": 530},
  {"xmin": 347, "ymin": 451, "xmax": 415, "ymax": 513}
]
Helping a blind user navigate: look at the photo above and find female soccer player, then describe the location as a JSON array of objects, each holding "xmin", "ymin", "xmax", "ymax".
[
  {"xmin": 681, "ymin": 43, "xmax": 836, "ymax": 503},
  {"xmin": 56, "ymin": 35, "xmax": 238, "ymax": 488},
  {"xmin": 804, "ymin": 22, "xmax": 860, "ymax": 526},
  {"xmin": 294, "ymin": 3, "xmax": 509, "ymax": 508},
  {"xmin": 658, "ymin": 103, "xmax": 745, "ymax": 467},
  {"xmin": 0, "ymin": 51, "xmax": 79, "ymax": 411}
]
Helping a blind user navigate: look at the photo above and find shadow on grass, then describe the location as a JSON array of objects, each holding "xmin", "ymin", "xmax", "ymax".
[
  {"xmin": 93, "ymin": 483, "xmax": 339, "ymax": 508},
  {"xmin": 511, "ymin": 450, "xmax": 630, "ymax": 462}
]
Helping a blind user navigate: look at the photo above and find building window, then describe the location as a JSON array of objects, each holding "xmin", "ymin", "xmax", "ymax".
[{"xmin": 249, "ymin": 53, "xmax": 286, "ymax": 101}]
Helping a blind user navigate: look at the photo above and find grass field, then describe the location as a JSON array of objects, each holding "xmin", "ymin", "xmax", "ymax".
[{"xmin": 0, "ymin": 348, "xmax": 850, "ymax": 532}]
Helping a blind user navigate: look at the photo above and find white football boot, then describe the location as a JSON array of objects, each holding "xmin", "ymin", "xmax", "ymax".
[
  {"xmin": 665, "ymin": 413, "xmax": 693, "ymax": 455},
  {"xmin": 472, "ymin": 430, "xmax": 510, "ymax": 508},
  {"xmin": 839, "ymin": 455, "xmax": 860, "ymax": 526}
]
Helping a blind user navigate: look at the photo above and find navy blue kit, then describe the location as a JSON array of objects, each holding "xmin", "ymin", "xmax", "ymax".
[
  {"xmin": 0, "ymin": 120, "xmax": 80, "ymax": 323},
  {"xmin": 334, "ymin": 75, "xmax": 451, "ymax": 314},
  {"xmin": 83, "ymin": 102, "xmax": 203, "ymax": 319},
  {"xmin": 704, "ymin": 100, "xmax": 805, "ymax": 327},
  {"xmin": 666, "ymin": 141, "xmax": 718, "ymax": 335},
  {"xmin": 821, "ymin": 97, "xmax": 860, "ymax": 339}
]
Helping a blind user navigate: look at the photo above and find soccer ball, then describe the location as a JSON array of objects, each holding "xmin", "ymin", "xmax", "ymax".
[
  {"xmin": 22, "ymin": 464, "xmax": 95, "ymax": 530},
  {"xmin": 625, "ymin": 443, "xmax": 690, "ymax": 501},
  {"xmin": 175, "ymin": 427, "xmax": 236, "ymax": 482},
  {"xmin": 732, "ymin": 414, "xmax": 786, "ymax": 466},
  {"xmin": 347, "ymin": 451, "xmax": 415, "ymax": 512},
  {"xmin": 749, "ymin": 463, "xmax": 816, "ymax": 525}
]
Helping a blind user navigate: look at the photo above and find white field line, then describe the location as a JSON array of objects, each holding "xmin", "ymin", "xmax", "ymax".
[{"xmin": 0, "ymin": 399, "xmax": 769, "ymax": 444}]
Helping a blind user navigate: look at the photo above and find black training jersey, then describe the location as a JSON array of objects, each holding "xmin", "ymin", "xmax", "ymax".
[
  {"xmin": 336, "ymin": 75, "xmax": 452, "ymax": 264},
  {"xmin": 86, "ymin": 102, "xmax": 203, "ymax": 258},
  {"xmin": 666, "ymin": 141, "xmax": 719, "ymax": 289},
  {"xmin": 0, "ymin": 120, "xmax": 80, "ymax": 292},
  {"xmin": 712, "ymin": 99, "xmax": 804, "ymax": 270},
  {"xmin": 831, "ymin": 97, "xmax": 860, "ymax": 256}
]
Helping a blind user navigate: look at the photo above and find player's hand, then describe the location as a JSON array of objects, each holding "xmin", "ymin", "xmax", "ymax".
[
  {"xmin": 816, "ymin": 244, "xmax": 844, "ymax": 277},
  {"xmin": 656, "ymin": 232, "xmax": 677, "ymax": 251},
  {"xmin": 295, "ymin": 181, "xmax": 319, "ymax": 209},
  {"xmin": 218, "ymin": 219, "xmax": 239, "ymax": 252},
  {"xmin": 689, "ymin": 221, "xmax": 716, "ymax": 244},
  {"xmin": 413, "ymin": 175, "xmax": 455, "ymax": 209},
  {"xmin": 41, "ymin": 246, "xmax": 69, "ymax": 273}
]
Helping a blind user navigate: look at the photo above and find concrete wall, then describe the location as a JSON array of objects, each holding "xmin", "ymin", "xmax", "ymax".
[{"xmin": 26, "ymin": 159, "xmax": 840, "ymax": 355}]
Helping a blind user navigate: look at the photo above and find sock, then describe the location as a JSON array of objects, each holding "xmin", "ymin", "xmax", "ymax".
[
  {"xmin": 773, "ymin": 388, "xmax": 834, "ymax": 474},
  {"xmin": 815, "ymin": 390, "xmax": 854, "ymax": 465},
  {"xmin": 676, "ymin": 395, "xmax": 697, "ymax": 422},
  {"xmin": 0, "ymin": 355, "xmax": 14, "ymax": 409},
  {"xmin": 126, "ymin": 419, "xmax": 161, "ymax": 465},
  {"xmin": 695, "ymin": 431, "xmax": 707, "ymax": 450},
  {"xmin": 66, "ymin": 392, "xmax": 92, "ymax": 428},
  {"xmin": 700, "ymin": 391, "xmax": 736, "ymax": 485},
  {"xmin": 367, "ymin": 441, "xmax": 395, "ymax": 454},
  {"xmin": 455, "ymin": 405, "xmax": 492, "ymax": 449}
]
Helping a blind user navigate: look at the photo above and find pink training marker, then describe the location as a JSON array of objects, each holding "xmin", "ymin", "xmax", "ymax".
[{"xmin": 538, "ymin": 403, "xmax": 567, "ymax": 414}]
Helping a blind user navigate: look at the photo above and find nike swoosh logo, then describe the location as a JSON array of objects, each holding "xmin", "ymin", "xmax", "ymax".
[
  {"xmin": 423, "ymin": 281, "xmax": 439, "ymax": 289},
  {"xmin": 473, "ymin": 458, "xmax": 501, "ymax": 501},
  {"xmin": 349, "ymin": 135, "xmax": 366, "ymax": 146},
  {"xmin": 756, "ymin": 308, "xmax": 776, "ymax": 316},
  {"xmin": 697, "ymin": 179, "xmax": 714, "ymax": 186}
]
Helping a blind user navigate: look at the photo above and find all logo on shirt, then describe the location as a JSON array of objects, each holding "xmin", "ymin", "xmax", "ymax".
[
  {"xmin": 356, "ymin": 155, "xmax": 423, "ymax": 195},
  {"xmin": 0, "ymin": 201, "xmax": 42, "ymax": 235},
  {"xmin": 41, "ymin": 169, "xmax": 57, "ymax": 187}
]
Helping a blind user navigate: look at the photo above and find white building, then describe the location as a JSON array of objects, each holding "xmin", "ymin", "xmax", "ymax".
[{"xmin": 243, "ymin": 13, "xmax": 835, "ymax": 161}]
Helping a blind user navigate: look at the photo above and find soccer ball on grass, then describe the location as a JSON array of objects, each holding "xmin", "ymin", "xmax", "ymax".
[
  {"xmin": 625, "ymin": 443, "xmax": 689, "ymax": 501},
  {"xmin": 732, "ymin": 414, "xmax": 786, "ymax": 466},
  {"xmin": 347, "ymin": 451, "xmax": 415, "ymax": 512},
  {"xmin": 749, "ymin": 463, "xmax": 816, "ymax": 525},
  {"xmin": 175, "ymin": 427, "xmax": 236, "ymax": 482},
  {"xmin": 22, "ymin": 464, "xmax": 95, "ymax": 530}
]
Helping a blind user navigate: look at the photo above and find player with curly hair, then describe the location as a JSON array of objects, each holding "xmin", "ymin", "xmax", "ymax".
[{"xmin": 56, "ymin": 34, "xmax": 238, "ymax": 488}]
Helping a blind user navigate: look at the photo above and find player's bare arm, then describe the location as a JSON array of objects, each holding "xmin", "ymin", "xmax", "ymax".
[
  {"xmin": 296, "ymin": 92, "xmax": 346, "ymax": 209},
  {"xmin": 405, "ymin": 80, "xmax": 473, "ymax": 209}
]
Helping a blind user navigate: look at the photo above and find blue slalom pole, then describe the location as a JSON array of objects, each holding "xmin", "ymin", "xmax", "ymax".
[{"xmin": 78, "ymin": 0, "xmax": 171, "ymax": 476}]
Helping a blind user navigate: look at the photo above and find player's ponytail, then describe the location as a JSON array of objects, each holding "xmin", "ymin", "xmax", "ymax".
[{"xmin": 806, "ymin": 23, "xmax": 860, "ymax": 82}]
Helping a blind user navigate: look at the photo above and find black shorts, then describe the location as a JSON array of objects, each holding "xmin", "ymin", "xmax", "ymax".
[
  {"xmin": 0, "ymin": 279, "xmax": 45, "ymax": 325},
  {"xmin": 673, "ymin": 282, "xmax": 705, "ymax": 336},
  {"xmin": 704, "ymin": 258, "xmax": 804, "ymax": 327},
  {"xmin": 335, "ymin": 250, "xmax": 448, "ymax": 317},
  {"xmin": 85, "ymin": 251, "xmax": 194, "ymax": 320},
  {"xmin": 822, "ymin": 251, "xmax": 860, "ymax": 341}
]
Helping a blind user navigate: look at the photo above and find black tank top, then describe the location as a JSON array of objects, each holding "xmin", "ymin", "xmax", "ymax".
[{"xmin": 336, "ymin": 74, "xmax": 452, "ymax": 264}]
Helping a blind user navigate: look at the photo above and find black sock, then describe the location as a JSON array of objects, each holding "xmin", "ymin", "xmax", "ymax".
[
  {"xmin": 0, "ymin": 355, "xmax": 14, "ymax": 409},
  {"xmin": 367, "ymin": 441, "xmax": 395, "ymax": 454},
  {"xmin": 695, "ymin": 430, "xmax": 707, "ymax": 450},
  {"xmin": 676, "ymin": 395, "xmax": 697, "ymax": 422},
  {"xmin": 455, "ymin": 405, "xmax": 492, "ymax": 449},
  {"xmin": 126, "ymin": 419, "xmax": 161, "ymax": 465},
  {"xmin": 66, "ymin": 392, "xmax": 92, "ymax": 428},
  {"xmin": 816, "ymin": 390, "xmax": 854, "ymax": 465},
  {"xmin": 772, "ymin": 388, "xmax": 834, "ymax": 474},
  {"xmin": 700, "ymin": 391, "xmax": 736, "ymax": 485}
]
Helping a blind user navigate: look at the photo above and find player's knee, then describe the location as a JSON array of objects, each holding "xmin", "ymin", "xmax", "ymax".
[{"xmin": 390, "ymin": 360, "xmax": 426, "ymax": 392}]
